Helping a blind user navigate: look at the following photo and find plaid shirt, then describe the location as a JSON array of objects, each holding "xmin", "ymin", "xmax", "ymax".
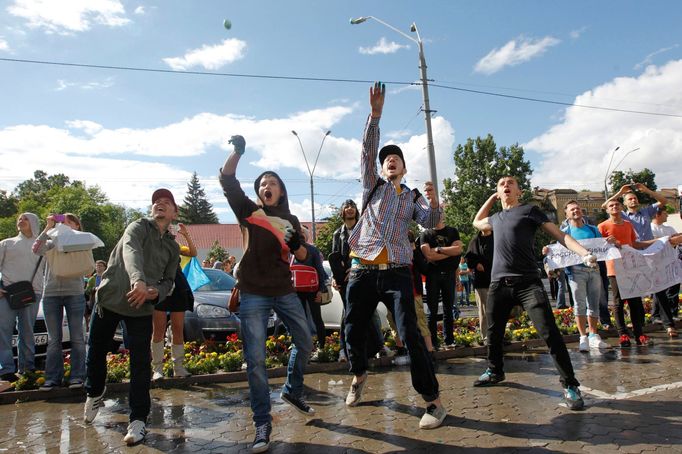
[{"xmin": 348, "ymin": 115, "xmax": 442, "ymax": 265}]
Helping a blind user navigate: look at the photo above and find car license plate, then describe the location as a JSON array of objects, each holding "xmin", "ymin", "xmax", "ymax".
[
  {"xmin": 267, "ymin": 318, "xmax": 274, "ymax": 329},
  {"xmin": 11, "ymin": 334, "xmax": 48, "ymax": 348}
]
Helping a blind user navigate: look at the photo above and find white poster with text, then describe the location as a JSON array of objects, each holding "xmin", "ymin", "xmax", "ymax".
[
  {"xmin": 614, "ymin": 239, "xmax": 682, "ymax": 299},
  {"xmin": 545, "ymin": 238, "xmax": 621, "ymax": 270}
]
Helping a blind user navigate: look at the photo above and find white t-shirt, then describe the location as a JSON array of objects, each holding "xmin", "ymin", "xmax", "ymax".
[{"xmin": 650, "ymin": 222, "xmax": 678, "ymax": 239}]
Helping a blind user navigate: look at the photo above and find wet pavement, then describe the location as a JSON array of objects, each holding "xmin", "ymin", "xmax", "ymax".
[{"xmin": 1, "ymin": 331, "xmax": 681, "ymax": 453}]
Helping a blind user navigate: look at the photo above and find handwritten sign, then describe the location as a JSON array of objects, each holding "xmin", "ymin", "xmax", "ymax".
[
  {"xmin": 614, "ymin": 238, "xmax": 682, "ymax": 299},
  {"xmin": 545, "ymin": 238, "xmax": 621, "ymax": 270}
]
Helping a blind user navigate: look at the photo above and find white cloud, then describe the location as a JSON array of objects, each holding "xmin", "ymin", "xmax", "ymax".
[
  {"xmin": 0, "ymin": 103, "xmax": 458, "ymax": 221},
  {"xmin": 474, "ymin": 35, "xmax": 561, "ymax": 75},
  {"xmin": 359, "ymin": 37, "xmax": 410, "ymax": 55},
  {"xmin": 0, "ymin": 38, "xmax": 9, "ymax": 52},
  {"xmin": 526, "ymin": 59, "xmax": 682, "ymax": 191},
  {"xmin": 634, "ymin": 44, "xmax": 679, "ymax": 70},
  {"xmin": 55, "ymin": 77, "xmax": 115, "ymax": 91},
  {"xmin": 133, "ymin": 6, "xmax": 145, "ymax": 15},
  {"xmin": 163, "ymin": 39, "xmax": 247, "ymax": 70},
  {"xmin": 569, "ymin": 27, "xmax": 587, "ymax": 40},
  {"xmin": 7, "ymin": 0, "xmax": 130, "ymax": 34}
]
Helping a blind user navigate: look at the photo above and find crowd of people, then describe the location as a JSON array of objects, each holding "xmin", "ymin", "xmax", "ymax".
[{"xmin": 0, "ymin": 81, "xmax": 680, "ymax": 452}]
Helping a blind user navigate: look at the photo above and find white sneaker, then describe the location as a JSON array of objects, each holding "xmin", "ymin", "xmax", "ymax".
[
  {"xmin": 337, "ymin": 349, "xmax": 347, "ymax": 362},
  {"xmin": 123, "ymin": 420, "xmax": 147, "ymax": 445},
  {"xmin": 589, "ymin": 334, "xmax": 609, "ymax": 349},
  {"xmin": 419, "ymin": 403, "xmax": 447, "ymax": 429},
  {"xmin": 83, "ymin": 386, "xmax": 106, "ymax": 424},
  {"xmin": 578, "ymin": 335, "xmax": 589, "ymax": 352},
  {"xmin": 152, "ymin": 370, "xmax": 164, "ymax": 381},
  {"xmin": 376, "ymin": 346, "xmax": 395, "ymax": 359},
  {"xmin": 345, "ymin": 374, "xmax": 367, "ymax": 407}
]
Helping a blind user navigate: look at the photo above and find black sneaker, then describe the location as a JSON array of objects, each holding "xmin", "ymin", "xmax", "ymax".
[
  {"xmin": 251, "ymin": 422, "xmax": 272, "ymax": 453},
  {"xmin": 281, "ymin": 392, "xmax": 315, "ymax": 417},
  {"xmin": 473, "ymin": 368, "xmax": 505, "ymax": 387},
  {"xmin": 0, "ymin": 373, "xmax": 19, "ymax": 383},
  {"xmin": 563, "ymin": 385, "xmax": 585, "ymax": 410},
  {"xmin": 395, "ymin": 346, "xmax": 408, "ymax": 356}
]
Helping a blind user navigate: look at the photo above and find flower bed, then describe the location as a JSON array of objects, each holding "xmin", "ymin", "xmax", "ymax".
[{"xmin": 6, "ymin": 300, "xmax": 663, "ymax": 391}]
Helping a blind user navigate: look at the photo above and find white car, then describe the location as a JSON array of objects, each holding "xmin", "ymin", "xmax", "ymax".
[
  {"xmin": 12, "ymin": 303, "xmax": 71, "ymax": 360},
  {"xmin": 319, "ymin": 261, "xmax": 389, "ymax": 332}
]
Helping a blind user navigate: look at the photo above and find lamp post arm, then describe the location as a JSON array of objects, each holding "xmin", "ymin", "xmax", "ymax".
[
  {"xmin": 311, "ymin": 131, "xmax": 331, "ymax": 175},
  {"xmin": 292, "ymin": 131, "xmax": 312, "ymax": 177},
  {"xmin": 366, "ymin": 16, "xmax": 418, "ymax": 44}
]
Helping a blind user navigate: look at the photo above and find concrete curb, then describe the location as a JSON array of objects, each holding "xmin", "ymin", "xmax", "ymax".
[{"xmin": 0, "ymin": 322, "xmax": 677, "ymax": 405}]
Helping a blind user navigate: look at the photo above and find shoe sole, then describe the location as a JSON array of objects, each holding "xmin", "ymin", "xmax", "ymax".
[
  {"xmin": 419, "ymin": 413, "xmax": 447, "ymax": 429},
  {"xmin": 473, "ymin": 377, "xmax": 504, "ymax": 387},
  {"xmin": 345, "ymin": 378, "xmax": 367, "ymax": 407},
  {"xmin": 252, "ymin": 442, "xmax": 270, "ymax": 454},
  {"xmin": 124, "ymin": 435, "xmax": 145, "ymax": 446},
  {"xmin": 281, "ymin": 394, "xmax": 315, "ymax": 417}
]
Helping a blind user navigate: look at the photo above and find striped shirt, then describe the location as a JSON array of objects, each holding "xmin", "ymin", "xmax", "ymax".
[{"xmin": 348, "ymin": 115, "xmax": 442, "ymax": 265}]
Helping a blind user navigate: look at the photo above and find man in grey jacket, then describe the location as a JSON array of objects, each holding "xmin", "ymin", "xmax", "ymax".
[{"xmin": 84, "ymin": 189, "xmax": 179, "ymax": 446}]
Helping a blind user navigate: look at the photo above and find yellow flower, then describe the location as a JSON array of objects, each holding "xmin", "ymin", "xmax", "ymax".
[{"xmin": 36, "ymin": 377, "xmax": 45, "ymax": 386}]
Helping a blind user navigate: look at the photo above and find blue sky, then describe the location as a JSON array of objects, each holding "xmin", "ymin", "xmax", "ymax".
[{"xmin": 1, "ymin": 1, "xmax": 681, "ymax": 223}]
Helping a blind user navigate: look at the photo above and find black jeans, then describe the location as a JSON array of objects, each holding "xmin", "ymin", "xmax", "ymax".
[
  {"xmin": 345, "ymin": 266, "xmax": 439, "ymax": 402},
  {"xmin": 608, "ymin": 276, "xmax": 645, "ymax": 338},
  {"xmin": 486, "ymin": 277, "xmax": 579, "ymax": 388},
  {"xmin": 86, "ymin": 307, "xmax": 153, "ymax": 422},
  {"xmin": 425, "ymin": 270, "xmax": 456, "ymax": 347},
  {"xmin": 654, "ymin": 286, "xmax": 677, "ymax": 329},
  {"xmin": 297, "ymin": 291, "xmax": 326, "ymax": 349},
  {"xmin": 339, "ymin": 283, "xmax": 384, "ymax": 358}
]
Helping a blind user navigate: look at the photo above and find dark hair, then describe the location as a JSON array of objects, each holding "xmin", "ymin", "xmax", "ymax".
[
  {"xmin": 407, "ymin": 230, "xmax": 416, "ymax": 243},
  {"xmin": 95, "ymin": 260, "xmax": 107, "ymax": 267},
  {"xmin": 339, "ymin": 199, "xmax": 359, "ymax": 222},
  {"xmin": 64, "ymin": 213, "xmax": 82, "ymax": 231},
  {"xmin": 656, "ymin": 205, "xmax": 668, "ymax": 214},
  {"xmin": 564, "ymin": 200, "xmax": 579, "ymax": 210}
]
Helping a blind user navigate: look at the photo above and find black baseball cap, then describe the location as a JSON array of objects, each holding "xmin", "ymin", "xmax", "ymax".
[{"xmin": 379, "ymin": 144, "xmax": 405, "ymax": 167}]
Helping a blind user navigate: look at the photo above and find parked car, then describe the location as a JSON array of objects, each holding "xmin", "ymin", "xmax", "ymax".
[
  {"xmin": 319, "ymin": 261, "xmax": 388, "ymax": 332},
  {"xmin": 12, "ymin": 303, "xmax": 71, "ymax": 361},
  {"xmin": 113, "ymin": 268, "xmax": 281, "ymax": 348}
]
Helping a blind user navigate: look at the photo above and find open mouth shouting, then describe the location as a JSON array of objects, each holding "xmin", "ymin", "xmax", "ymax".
[{"xmin": 263, "ymin": 189, "xmax": 273, "ymax": 202}]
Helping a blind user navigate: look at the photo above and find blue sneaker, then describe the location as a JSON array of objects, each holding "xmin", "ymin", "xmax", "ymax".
[
  {"xmin": 473, "ymin": 368, "xmax": 505, "ymax": 387},
  {"xmin": 563, "ymin": 385, "xmax": 584, "ymax": 410}
]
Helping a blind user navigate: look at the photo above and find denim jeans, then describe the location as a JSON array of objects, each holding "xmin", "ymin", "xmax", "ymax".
[
  {"xmin": 608, "ymin": 276, "xmax": 645, "ymax": 338},
  {"xmin": 240, "ymin": 291, "xmax": 312, "ymax": 425},
  {"xmin": 598, "ymin": 262, "xmax": 611, "ymax": 326},
  {"xmin": 345, "ymin": 266, "xmax": 439, "ymax": 402},
  {"xmin": 556, "ymin": 269, "xmax": 568, "ymax": 308},
  {"xmin": 567, "ymin": 267, "xmax": 602, "ymax": 317},
  {"xmin": 486, "ymin": 278, "xmax": 579, "ymax": 388},
  {"xmin": 425, "ymin": 270, "xmax": 456, "ymax": 347},
  {"xmin": 86, "ymin": 307, "xmax": 152, "ymax": 422},
  {"xmin": 43, "ymin": 294, "xmax": 86, "ymax": 385},
  {"xmin": 0, "ymin": 295, "xmax": 40, "ymax": 375}
]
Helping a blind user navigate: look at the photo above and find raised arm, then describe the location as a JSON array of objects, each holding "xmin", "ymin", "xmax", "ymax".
[
  {"xmin": 360, "ymin": 82, "xmax": 385, "ymax": 199},
  {"xmin": 602, "ymin": 184, "xmax": 631, "ymax": 208},
  {"xmin": 473, "ymin": 193, "xmax": 499, "ymax": 232},
  {"xmin": 177, "ymin": 223, "xmax": 198, "ymax": 257},
  {"xmin": 634, "ymin": 183, "xmax": 668, "ymax": 207},
  {"xmin": 220, "ymin": 135, "xmax": 245, "ymax": 177}
]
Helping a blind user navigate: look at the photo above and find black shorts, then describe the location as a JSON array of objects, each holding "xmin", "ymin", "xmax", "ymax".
[{"xmin": 154, "ymin": 297, "xmax": 187, "ymax": 313}]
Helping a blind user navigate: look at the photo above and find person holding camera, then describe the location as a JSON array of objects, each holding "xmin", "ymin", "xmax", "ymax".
[
  {"xmin": 0, "ymin": 213, "xmax": 44, "ymax": 384},
  {"xmin": 32, "ymin": 213, "xmax": 88, "ymax": 391}
]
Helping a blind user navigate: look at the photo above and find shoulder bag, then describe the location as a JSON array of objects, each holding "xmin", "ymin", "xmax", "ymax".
[{"xmin": 4, "ymin": 257, "xmax": 43, "ymax": 310}]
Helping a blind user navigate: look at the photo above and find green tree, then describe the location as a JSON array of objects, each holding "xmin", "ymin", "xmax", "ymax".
[
  {"xmin": 178, "ymin": 172, "xmax": 219, "ymax": 224},
  {"xmin": 608, "ymin": 168, "xmax": 658, "ymax": 206},
  {"xmin": 0, "ymin": 190, "xmax": 17, "ymax": 217},
  {"xmin": 207, "ymin": 240, "xmax": 228, "ymax": 263},
  {"xmin": 314, "ymin": 211, "xmax": 343, "ymax": 257},
  {"xmin": 442, "ymin": 135, "xmax": 533, "ymax": 247}
]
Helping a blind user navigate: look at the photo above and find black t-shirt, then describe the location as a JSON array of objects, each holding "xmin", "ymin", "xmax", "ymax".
[
  {"xmin": 465, "ymin": 232, "xmax": 494, "ymax": 289},
  {"xmin": 489, "ymin": 204, "xmax": 548, "ymax": 281},
  {"xmin": 420, "ymin": 226, "xmax": 460, "ymax": 273}
]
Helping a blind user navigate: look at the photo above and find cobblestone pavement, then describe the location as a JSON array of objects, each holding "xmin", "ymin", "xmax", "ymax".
[{"xmin": 1, "ymin": 331, "xmax": 681, "ymax": 453}]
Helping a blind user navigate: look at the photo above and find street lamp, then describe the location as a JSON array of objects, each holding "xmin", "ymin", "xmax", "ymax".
[
  {"xmin": 603, "ymin": 146, "xmax": 640, "ymax": 198},
  {"xmin": 350, "ymin": 16, "xmax": 439, "ymax": 204},
  {"xmin": 291, "ymin": 130, "xmax": 331, "ymax": 242}
]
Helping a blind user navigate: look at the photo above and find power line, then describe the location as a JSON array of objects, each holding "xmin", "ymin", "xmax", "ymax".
[{"xmin": 1, "ymin": 57, "xmax": 681, "ymax": 118}]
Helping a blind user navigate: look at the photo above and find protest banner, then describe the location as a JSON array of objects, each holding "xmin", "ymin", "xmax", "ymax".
[
  {"xmin": 545, "ymin": 238, "xmax": 621, "ymax": 270},
  {"xmin": 614, "ymin": 238, "xmax": 682, "ymax": 299}
]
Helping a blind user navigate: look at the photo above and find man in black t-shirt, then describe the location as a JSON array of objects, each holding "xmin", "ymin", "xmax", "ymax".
[
  {"xmin": 464, "ymin": 230, "xmax": 493, "ymax": 343},
  {"xmin": 420, "ymin": 220, "xmax": 463, "ymax": 349},
  {"xmin": 472, "ymin": 176, "xmax": 597, "ymax": 411}
]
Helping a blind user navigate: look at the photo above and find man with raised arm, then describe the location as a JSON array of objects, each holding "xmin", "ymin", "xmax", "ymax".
[
  {"xmin": 344, "ymin": 82, "xmax": 446, "ymax": 429},
  {"xmin": 472, "ymin": 176, "xmax": 597, "ymax": 410}
]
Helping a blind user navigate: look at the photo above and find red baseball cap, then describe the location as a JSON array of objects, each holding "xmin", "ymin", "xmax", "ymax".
[{"xmin": 151, "ymin": 188, "xmax": 178, "ymax": 210}]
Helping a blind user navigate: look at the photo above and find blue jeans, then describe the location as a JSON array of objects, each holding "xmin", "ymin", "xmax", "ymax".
[
  {"xmin": 556, "ymin": 269, "xmax": 568, "ymax": 308},
  {"xmin": 345, "ymin": 266, "xmax": 439, "ymax": 402},
  {"xmin": 240, "ymin": 291, "xmax": 312, "ymax": 425},
  {"xmin": 86, "ymin": 307, "xmax": 152, "ymax": 422},
  {"xmin": 486, "ymin": 277, "xmax": 579, "ymax": 388},
  {"xmin": 0, "ymin": 295, "xmax": 40, "ymax": 375},
  {"xmin": 567, "ymin": 267, "xmax": 602, "ymax": 317},
  {"xmin": 43, "ymin": 294, "xmax": 86, "ymax": 384}
]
